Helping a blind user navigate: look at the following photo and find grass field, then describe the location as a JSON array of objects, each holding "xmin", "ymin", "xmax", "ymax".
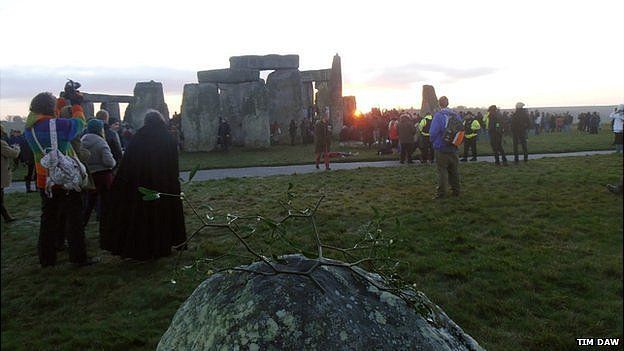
[
  {"xmin": 7, "ymin": 128, "xmax": 614, "ymax": 183},
  {"xmin": 1, "ymin": 154, "xmax": 622, "ymax": 350},
  {"xmin": 178, "ymin": 128, "xmax": 614, "ymax": 171}
]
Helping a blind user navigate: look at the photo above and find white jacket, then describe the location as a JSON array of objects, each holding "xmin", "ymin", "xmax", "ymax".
[
  {"xmin": 610, "ymin": 111, "xmax": 624, "ymax": 133},
  {"xmin": 81, "ymin": 133, "xmax": 116, "ymax": 173}
]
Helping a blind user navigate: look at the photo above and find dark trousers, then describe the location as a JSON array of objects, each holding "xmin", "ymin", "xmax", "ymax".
[
  {"xmin": 315, "ymin": 146, "xmax": 330, "ymax": 170},
  {"xmin": 512, "ymin": 132, "xmax": 528, "ymax": 162},
  {"xmin": 419, "ymin": 136, "xmax": 433, "ymax": 163},
  {"xmin": 463, "ymin": 138, "xmax": 477, "ymax": 160},
  {"xmin": 1, "ymin": 188, "xmax": 11, "ymax": 221},
  {"xmin": 24, "ymin": 162, "xmax": 35, "ymax": 191},
  {"xmin": 434, "ymin": 151, "xmax": 460, "ymax": 197},
  {"xmin": 400, "ymin": 142, "xmax": 414, "ymax": 163},
  {"xmin": 490, "ymin": 133, "xmax": 508, "ymax": 164},
  {"xmin": 83, "ymin": 170, "xmax": 113, "ymax": 227},
  {"xmin": 39, "ymin": 189, "xmax": 87, "ymax": 266}
]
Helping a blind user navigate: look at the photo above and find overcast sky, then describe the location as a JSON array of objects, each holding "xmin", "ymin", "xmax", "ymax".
[{"xmin": 1, "ymin": 0, "xmax": 622, "ymax": 118}]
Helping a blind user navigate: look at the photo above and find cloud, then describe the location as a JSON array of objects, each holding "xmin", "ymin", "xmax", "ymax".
[
  {"xmin": 0, "ymin": 65, "xmax": 197, "ymax": 99},
  {"xmin": 352, "ymin": 63, "xmax": 498, "ymax": 89}
]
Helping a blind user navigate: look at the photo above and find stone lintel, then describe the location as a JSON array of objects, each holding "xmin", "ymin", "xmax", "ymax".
[
  {"xmin": 197, "ymin": 68, "xmax": 260, "ymax": 84},
  {"xmin": 300, "ymin": 69, "xmax": 332, "ymax": 83},
  {"xmin": 229, "ymin": 54, "xmax": 299, "ymax": 70},
  {"xmin": 82, "ymin": 93, "xmax": 134, "ymax": 103}
]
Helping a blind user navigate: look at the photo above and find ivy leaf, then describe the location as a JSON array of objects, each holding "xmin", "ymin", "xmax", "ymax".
[
  {"xmin": 142, "ymin": 193, "xmax": 161, "ymax": 201},
  {"xmin": 138, "ymin": 187, "xmax": 158, "ymax": 195},
  {"xmin": 188, "ymin": 164, "xmax": 200, "ymax": 183}
]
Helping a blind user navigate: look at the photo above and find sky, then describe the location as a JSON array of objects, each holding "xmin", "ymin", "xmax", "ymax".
[{"xmin": 1, "ymin": 0, "xmax": 622, "ymax": 119}]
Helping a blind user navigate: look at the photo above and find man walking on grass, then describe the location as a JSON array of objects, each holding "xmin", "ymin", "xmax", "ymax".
[{"xmin": 429, "ymin": 96, "xmax": 462, "ymax": 199}]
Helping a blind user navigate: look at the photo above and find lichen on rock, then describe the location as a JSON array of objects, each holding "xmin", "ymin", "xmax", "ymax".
[{"xmin": 158, "ymin": 254, "xmax": 484, "ymax": 351}]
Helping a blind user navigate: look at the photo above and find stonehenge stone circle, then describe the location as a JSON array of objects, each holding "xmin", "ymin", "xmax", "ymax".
[{"xmin": 181, "ymin": 54, "xmax": 343, "ymax": 151}]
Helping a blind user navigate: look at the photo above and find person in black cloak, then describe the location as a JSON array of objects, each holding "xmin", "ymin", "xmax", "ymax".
[{"xmin": 100, "ymin": 110, "xmax": 186, "ymax": 260}]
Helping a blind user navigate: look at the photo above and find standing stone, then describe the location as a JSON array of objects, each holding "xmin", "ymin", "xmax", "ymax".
[
  {"xmin": 81, "ymin": 102, "xmax": 95, "ymax": 119},
  {"xmin": 267, "ymin": 69, "xmax": 304, "ymax": 143},
  {"xmin": 219, "ymin": 80, "xmax": 269, "ymax": 147},
  {"xmin": 314, "ymin": 81, "xmax": 330, "ymax": 117},
  {"xmin": 100, "ymin": 102, "xmax": 121, "ymax": 121},
  {"xmin": 127, "ymin": 81, "xmax": 170, "ymax": 129},
  {"xmin": 421, "ymin": 85, "xmax": 440, "ymax": 115},
  {"xmin": 241, "ymin": 82, "xmax": 270, "ymax": 148},
  {"xmin": 301, "ymin": 82, "xmax": 314, "ymax": 111},
  {"xmin": 181, "ymin": 83, "xmax": 220, "ymax": 152},
  {"xmin": 329, "ymin": 54, "xmax": 343, "ymax": 136}
]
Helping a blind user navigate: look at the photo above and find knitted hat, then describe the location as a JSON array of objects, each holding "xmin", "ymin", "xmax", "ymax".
[
  {"xmin": 516, "ymin": 102, "xmax": 525, "ymax": 109},
  {"xmin": 87, "ymin": 118, "xmax": 104, "ymax": 135}
]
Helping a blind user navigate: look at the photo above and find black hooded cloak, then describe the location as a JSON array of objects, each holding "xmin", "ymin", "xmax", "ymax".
[{"xmin": 100, "ymin": 115, "xmax": 186, "ymax": 260}]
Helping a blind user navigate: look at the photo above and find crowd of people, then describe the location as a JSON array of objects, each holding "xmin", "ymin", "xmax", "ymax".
[
  {"xmin": 1, "ymin": 84, "xmax": 186, "ymax": 267},
  {"xmin": 2, "ymin": 81, "xmax": 623, "ymax": 268}
]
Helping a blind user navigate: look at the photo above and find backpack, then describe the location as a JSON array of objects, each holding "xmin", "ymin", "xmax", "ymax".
[
  {"xmin": 31, "ymin": 119, "xmax": 88, "ymax": 197},
  {"xmin": 442, "ymin": 111, "xmax": 465, "ymax": 147}
]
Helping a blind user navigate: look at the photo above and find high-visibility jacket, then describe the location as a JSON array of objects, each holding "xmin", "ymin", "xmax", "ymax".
[
  {"xmin": 464, "ymin": 119, "xmax": 481, "ymax": 139},
  {"xmin": 418, "ymin": 114, "xmax": 433, "ymax": 136},
  {"xmin": 483, "ymin": 112, "xmax": 489, "ymax": 130}
]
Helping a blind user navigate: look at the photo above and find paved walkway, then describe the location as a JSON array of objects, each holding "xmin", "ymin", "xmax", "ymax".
[{"xmin": 4, "ymin": 150, "xmax": 616, "ymax": 194}]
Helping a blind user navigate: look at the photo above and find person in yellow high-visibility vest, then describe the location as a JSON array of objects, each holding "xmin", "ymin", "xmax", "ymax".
[
  {"xmin": 460, "ymin": 112, "xmax": 481, "ymax": 162},
  {"xmin": 417, "ymin": 112, "xmax": 434, "ymax": 163}
]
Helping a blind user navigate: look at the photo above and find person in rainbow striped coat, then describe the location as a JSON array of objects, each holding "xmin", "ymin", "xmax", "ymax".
[{"xmin": 24, "ymin": 91, "xmax": 96, "ymax": 267}]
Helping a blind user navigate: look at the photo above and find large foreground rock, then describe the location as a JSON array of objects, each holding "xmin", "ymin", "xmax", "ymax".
[{"xmin": 158, "ymin": 254, "xmax": 484, "ymax": 351}]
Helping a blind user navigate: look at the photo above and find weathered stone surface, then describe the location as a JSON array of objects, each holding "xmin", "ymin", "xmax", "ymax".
[
  {"xmin": 100, "ymin": 102, "xmax": 121, "ymax": 121},
  {"xmin": 181, "ymin": 83, "xmax": 220, "ymax": 152},
  {"xmin": 267, "ymin": 69, "xmax": 304, "ymax": 142},
  {"xmin": 82, "ymin": 93, "xmax": 134, "ymax": 104},
  {"xmin": 81, "ymin": 102, "xmax": 95, "ymax": 119},
  {"xmin": 301, "ymin": 81, "xmax": 314, "ymax": 110},
  {"xmin": 300, "ymin": 69, "xmax": 332, "ymax": 83},
  {"xmin": 242, "ymin": 111, "xmax": 270, "ymax": 149},
  {"xmin": 229, "ymin": 54, "xmax": 299, "ymax": 70},
  {"xmin": 421, "ymin": 85, "xmax": 440, "ymax": 115},
  {"xmin": 314, "ymin": 81, "xmax": 330, "ymax": 116},
  {"xmin": 197, "ymin": 69, "xmax": 260, "ymax": 84},
  {"xmin": 158, "ymin": 254, "xmax": 484, "ymax": 351},
  {"xmin": 329, "ymin": 54, "xmax": 343, "ymax": 136},
  {"xmin": 219, "ymin": 81, "xmax": 269, "ymax": 148},
  {"xmin": 126, "ymin": 81, "xmax": 170, "ymax": 129}
]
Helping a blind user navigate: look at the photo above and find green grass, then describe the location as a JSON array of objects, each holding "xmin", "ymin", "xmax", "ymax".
[
  {"xmin": 177, "ymin": 128, "xmax": 614, "ymax": 171},
  {"xmin": 2, "ymin": 154, "xmax": 622, "ymax": 350},
  {"xmin": 7, "ymin": 127, "xmax": 614, "ymax": 182}
]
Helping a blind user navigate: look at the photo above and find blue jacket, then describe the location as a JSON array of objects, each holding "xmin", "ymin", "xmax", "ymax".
[{"xmin": 430, "ymin": 108, "xmax": 461, "ymax": 153}]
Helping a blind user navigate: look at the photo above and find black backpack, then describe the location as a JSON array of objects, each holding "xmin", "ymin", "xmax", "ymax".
[{"xmin": 443, "ymin": 112, "xmax": 465, "ymax": 145}]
